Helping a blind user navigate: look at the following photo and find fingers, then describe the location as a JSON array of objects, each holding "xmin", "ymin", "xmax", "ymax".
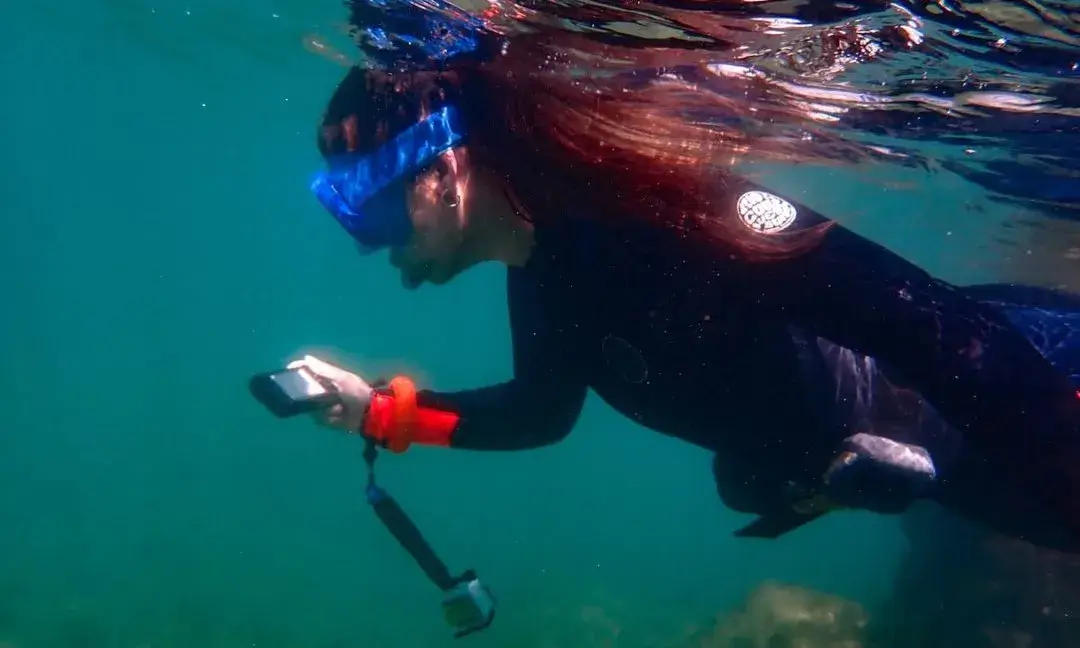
[
  {"xmin": 309, "ymin": 402, "xmax": 353, "ymax": 432},
  {"xmin": 287, "ymin": 354, "xmax": 354, "ymax": 392},
  {"xmin": 286, "ymin": 354, "xmax": 361, "ymax": 432},
  {"xmin": 300, "ymin": 354, "xmax": 341, "ymax": 378},
  {"xmin": 288, "ymin": 354, "xmax": 341, "ymax": 378},
  {"xmin": 318, "ymin": 403, "xmax": 347, "ymax": 426}
]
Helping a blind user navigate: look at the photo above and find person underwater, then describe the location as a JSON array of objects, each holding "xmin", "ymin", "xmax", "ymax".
[{"xmin": 290, "ymin": 33, "xmax": 1080, "ymax": 552}]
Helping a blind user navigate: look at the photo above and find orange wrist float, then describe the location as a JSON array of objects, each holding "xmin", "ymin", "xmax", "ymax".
[{"xmin": 362, "ymin": 376, "xmax": 458, "ymax": 451}]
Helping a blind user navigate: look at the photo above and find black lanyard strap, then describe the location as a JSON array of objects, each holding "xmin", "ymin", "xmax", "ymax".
[{"xmin": 362, "ymin": 438, "xmax": 460, "ymax": 592}]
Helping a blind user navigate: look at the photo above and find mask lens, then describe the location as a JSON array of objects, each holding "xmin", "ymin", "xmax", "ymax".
[
  {"xmin": 349, "ymin": 181, "xmax": 412, "ymax": 252},
  {"xmin": 312, "ymin": 174, "xmax": 413, "ymax": 253},
  {"xmin": 309, "ymin": 106, "xmax": 466, "ymax": 253}
]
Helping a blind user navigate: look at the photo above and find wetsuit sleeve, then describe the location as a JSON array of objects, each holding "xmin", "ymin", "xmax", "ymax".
[
  {"xmin": 409, "ymin": 269, "xmax": 588, "ymax": 451},
  {"xmin": 733, "ymin": 190, "xmax": 1080, "ymax": 524}
]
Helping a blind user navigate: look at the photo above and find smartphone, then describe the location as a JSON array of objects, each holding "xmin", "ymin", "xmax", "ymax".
[{"xmin": 249, "ymin": 366, "xmax": 340, "ymax": 418}]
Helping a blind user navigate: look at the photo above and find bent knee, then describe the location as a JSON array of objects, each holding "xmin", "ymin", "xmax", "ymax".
[{"xmin": 712, "ymin": 454, "xmax": 787, "ymax": 515}]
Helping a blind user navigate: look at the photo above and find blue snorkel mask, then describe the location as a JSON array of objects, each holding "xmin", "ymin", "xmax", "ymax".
[
  {"xmin": 310, "ymin": 105, "xmax": 468, "ymax": 253},
  {"xmin": 311, "ymin": 0, "xmax": 486, "ymax": 253}
]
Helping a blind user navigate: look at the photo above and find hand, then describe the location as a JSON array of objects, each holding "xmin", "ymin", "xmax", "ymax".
[
  {"xmin": 822, "ymin": 432, "xmax": 937, "ymax": 514},
  {"xmin": 286, "ymin": 354, "xmax": 373, "ymax": 433}
]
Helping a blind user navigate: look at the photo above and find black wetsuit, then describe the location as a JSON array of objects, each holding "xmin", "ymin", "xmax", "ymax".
[{"xmin": 415, "ymin": 181, "xmax": 1080, "ymax": 547}]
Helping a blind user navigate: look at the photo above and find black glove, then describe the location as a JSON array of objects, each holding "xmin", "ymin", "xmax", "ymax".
[{"xmin": 822, "ymin": 432, "xmax": 938, "ymax": 514}]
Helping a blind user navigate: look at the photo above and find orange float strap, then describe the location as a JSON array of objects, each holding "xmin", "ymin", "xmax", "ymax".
[{"xmin": 363, "ymin": 376, "xmax": 460, "ymax": 451}]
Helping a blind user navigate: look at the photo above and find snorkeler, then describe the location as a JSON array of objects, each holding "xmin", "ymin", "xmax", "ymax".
[{"xmin": 289, "ymin": 39, "xmax": 1080, "ymax": 551}]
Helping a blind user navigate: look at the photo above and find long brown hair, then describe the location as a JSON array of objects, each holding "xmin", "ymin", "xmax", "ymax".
[{"xmin": 320, "ymin": 27, "xmax": 881, "ymax": 261}]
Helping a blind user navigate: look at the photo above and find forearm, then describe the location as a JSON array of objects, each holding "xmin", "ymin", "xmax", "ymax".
[
  {"xmin": 364, "ymin": 378, "xmax": 587, "ymax": 451},
  {"xmin": 422, "ymin": 378, "xmax": 587, "ymax": 450}
]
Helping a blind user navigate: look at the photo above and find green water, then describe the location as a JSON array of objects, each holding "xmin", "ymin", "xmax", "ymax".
[{"xmin": 0, "ymin": 1, "xmax": 1014, "ymax": 646}]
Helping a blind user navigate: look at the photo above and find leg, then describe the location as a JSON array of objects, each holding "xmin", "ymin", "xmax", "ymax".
[
  {"xmin": 714, "ymin": 449, "xmax": 848, "ymax": 539},
  {"xmin": 712, "ymin": 452, "xmax": 809, "ymax": 516}
]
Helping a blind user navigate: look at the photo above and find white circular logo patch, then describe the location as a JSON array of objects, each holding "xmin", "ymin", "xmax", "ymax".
[{"xmin": 737, "ymin": 190, "xmax": 798, "ymax": 234}]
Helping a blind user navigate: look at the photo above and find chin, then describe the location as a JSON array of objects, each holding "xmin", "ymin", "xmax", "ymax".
[
  {"xmin": 399, "ymin": 264, "xmax": 456, "ymax": 289},
  {"xmin": 426, "ymin": 266, "xmax": 459, "ymax": 286},
  {"xmin": 400, "ymin": 272, "xmax": 424, "ymax": 290}
]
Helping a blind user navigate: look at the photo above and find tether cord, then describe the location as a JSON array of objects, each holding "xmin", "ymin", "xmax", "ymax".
[{"xmin": 362, "ymin": 437, "xmax": 463, "ymax": 592}]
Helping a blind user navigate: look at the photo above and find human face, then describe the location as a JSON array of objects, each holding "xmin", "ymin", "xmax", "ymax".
[{"xmin": 389, "ymin": 149, "xmax": 472, "ymax": 290}]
